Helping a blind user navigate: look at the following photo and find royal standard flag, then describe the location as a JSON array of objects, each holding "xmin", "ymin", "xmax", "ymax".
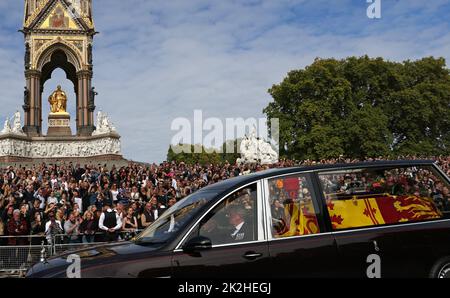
[
  {"xmin": 278, "ymin": 201, "xmax": 320, "ymax": 237},
  {"xmin": 327, "ymin": 194, "xmax": 442, "ymax": 230}
]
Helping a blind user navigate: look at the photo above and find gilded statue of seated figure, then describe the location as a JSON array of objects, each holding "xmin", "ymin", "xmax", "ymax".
[{"xmin": 48, "ymin": 85, "xmax": 67, "ymax": 114}]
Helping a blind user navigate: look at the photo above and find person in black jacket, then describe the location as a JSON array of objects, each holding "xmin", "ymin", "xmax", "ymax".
[
  {"xmin": 73, "ymin": 164, "xmax": 85, "ymax": 182},
  {"xmin": 140, "ymin": 202, "xmax": 156, "ymax": 228},
  {"xmin": 29, "ymin": 199, "xmax": 43, "ymax": 220},
  {"xmin": 227, "ymin": 205, "xmax": 254, "ymax": 243},
  {"xmin": 30, "ymin": 212, "xmax": 45, "ymax": 245},
  {"xmin": 22, "ymin": 185, "xmax": 35, "ymax": 205},
  {"xmin": 80, "ymin": 211, "xmax": 98, "ymax": 243},
  {"xmin": 1, "ymin": 204, "xmax": 14, "ymax": 226}
]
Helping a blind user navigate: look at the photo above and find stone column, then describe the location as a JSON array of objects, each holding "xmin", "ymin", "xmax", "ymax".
[
  {"xmin": 76, "ymin": 70, "xmax": 94, "ymax": 136},
  {"xmin": 23, "ymin": 69, "xmax": 42, "ymax": 136}
]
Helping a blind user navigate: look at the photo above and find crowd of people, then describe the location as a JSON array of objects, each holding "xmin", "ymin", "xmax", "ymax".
[{"xmin": 0, "ymin": 156, "xmax": 448, "ymax": 246}]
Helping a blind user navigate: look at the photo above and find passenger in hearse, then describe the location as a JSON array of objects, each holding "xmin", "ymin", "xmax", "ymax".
[
  {"xmin": 198, "ymin": 188, "xmax": 256, "ymax": 244},
  {"xmin": 226, "ymin": 205, "xmax": 254, "ymax": 242},
  {"xmin": 200, "ymin": 206, "xmax": 255, "ymax": 244}
]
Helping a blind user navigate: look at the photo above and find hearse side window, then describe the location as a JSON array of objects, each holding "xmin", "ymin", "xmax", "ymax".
[
  {"xmin": 186, "ymin": 184, "xmax": 258, "ymax": 246},
  {"xmin": 268, "ymin": 174, "xmax": 321, "ymax": 238},
  {"xmin": 318, "ymin": 166, "xmax": 448, "ymax": 231}
]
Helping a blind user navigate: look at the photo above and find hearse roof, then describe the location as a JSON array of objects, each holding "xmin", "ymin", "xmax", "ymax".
[{"xmin": 201, "ymin": 160, "xmax": 437, "ymax": 193}]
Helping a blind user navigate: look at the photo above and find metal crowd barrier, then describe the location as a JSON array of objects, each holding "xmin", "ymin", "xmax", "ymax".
[
  {"xmin": 0, "ymin": 235, "xmax": 47, "ymax": 246},
  {"xmin": 0, "ymin": 245, "xmax": 52, "ymax": 276},
  {"xmin": 53, "ymin": 242, "xmax": 109, "ymax": 255},
  {"xmin": 51, "ymin": 229, "xmax": 143, "ymax": 244},
  {"xmin": 0, "ymin": 230, "xmax": 144, "ymax": 277}
]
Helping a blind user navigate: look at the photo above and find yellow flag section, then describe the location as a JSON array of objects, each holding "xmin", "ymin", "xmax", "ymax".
[
  {"xmin": 327, "ymin": 197, "xmax": 385, "ymax": 230},
  {"xmin": 277, "ymin": 201, "xmax": 320, "ymax": 237},
  {"xmin": 326, "ymin": 195, "xmax": 442, "ymax": 230}
]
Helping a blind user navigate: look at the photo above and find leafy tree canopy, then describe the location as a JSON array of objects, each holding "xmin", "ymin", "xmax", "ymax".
[
  {"xmin": 264, "ymin": 56, "xmax": 450, "ymax": 160},
  {"xmin": 167, "ymin": 140, "xmax": 241, "ymax": 165}
]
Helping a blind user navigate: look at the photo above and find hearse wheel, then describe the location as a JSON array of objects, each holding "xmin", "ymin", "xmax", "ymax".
[{"xmin": 430, "ymin": 257, "xmax": 450, "ymax": 278}]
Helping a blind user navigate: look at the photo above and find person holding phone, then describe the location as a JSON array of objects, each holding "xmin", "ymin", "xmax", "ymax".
[
  {"xmin": 45, "ymin": 211, "xmax": 63, "ymax": 245},
  {"xmin": 64, "ymin": 212, "xmax": 82, "ymax": 244},
  {"xmin": 31, "ymin": 212, "xmax": 45, "ymax": 245}
]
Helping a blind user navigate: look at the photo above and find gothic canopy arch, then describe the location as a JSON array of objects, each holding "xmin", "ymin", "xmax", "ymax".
[
  {"xmin": 35, "ymin": 40, "xmax": 83, "ymax": 72},
  {"xmin": 40, "ymin": 50, "xmax": 78, "ymax": 92}
]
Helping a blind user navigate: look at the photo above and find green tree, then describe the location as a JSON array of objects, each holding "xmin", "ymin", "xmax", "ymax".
[
  {"xmin": 167, "ymin": 143, "xmax": 230, "ymax": 165},
  {"xmin": 264, "ymin": 56, "xmax": 450, "ymax": 160},
  {"xmin": 221, "ymin": 138, "xmax": 242, "ymax": 163}
]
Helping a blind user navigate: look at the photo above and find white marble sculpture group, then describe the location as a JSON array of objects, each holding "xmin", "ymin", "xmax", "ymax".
[
  {"xmin": 237, "ymin": 128, "xmax": 279, "ymax": 165},
  {"xmin": 93, "ymin": 111, "xmax": 117, "ymax": 136},
  {"xmin": 0, "ymin": 137, "xmax": 121, "ymax": 159},
  {"xmin": 1, "ymin": 111, "xmax": 25, "ymax": 136}
]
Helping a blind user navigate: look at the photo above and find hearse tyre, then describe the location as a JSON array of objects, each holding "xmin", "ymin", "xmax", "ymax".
[{"xmin": 430, "ymin": 257, "xmax": 450, "ymax": 278}]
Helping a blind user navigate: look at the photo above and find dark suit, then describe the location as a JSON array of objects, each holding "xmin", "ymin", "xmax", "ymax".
[
  {"xmin": 230, "ymin": 222, "xmax": 253, "ymax": 242},
  {"xmin": 200, "ymin": 220, "xmax": 254, "ymax": 245},
  {"xmin": 141, "ymin": 208, "xmax": 164, "ymax": 226}
]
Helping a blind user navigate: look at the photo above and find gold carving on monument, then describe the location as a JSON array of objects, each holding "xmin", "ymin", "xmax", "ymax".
[
  {"xmin": 48, "ymin": 85, "xmax": 68, "ymax": 114},
  {"xmin": 70, "ymin": 40, "xmax": 84, "ymax": 52},
  {"xmin": 34, "ymin": 39, "xmax": 50, "ymax": 51},
  {"xmin": 82, "ymin": 17, "xmax": 94, "ymax": 29},
  {"xmin": 24, "ymin": 0, "xmax": 51, "ymax": 28},
  {"xmin": 34, "ymin": 39, "xmax": 84, "ymax": 71}
]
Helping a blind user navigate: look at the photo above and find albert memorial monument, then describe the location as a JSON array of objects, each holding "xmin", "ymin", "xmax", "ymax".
[{"xmin": 0, "ymin": 0, "xmax": 122, "ymax": 162}]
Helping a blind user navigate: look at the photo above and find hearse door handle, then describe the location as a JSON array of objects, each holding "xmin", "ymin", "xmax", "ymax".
[
  {"xmin": 373, "ymin": 240, "xmax": 380, "ymax": 252},
  {"xmin": 243, "ymin": 251, "xmax": 263, "ymax": 260}
]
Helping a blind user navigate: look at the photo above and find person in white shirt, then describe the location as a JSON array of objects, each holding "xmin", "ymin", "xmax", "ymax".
[
  {"xmin": 110, "ymin": 184, "xmax": 119, "ymax": 203},
  {"xmin": 98, "ymin": 204, "xmax": 122, "ymax": 242},
  {"xmin": 34, "ymin": 189, "xmax": 46, "ymax": 209},
  {"xmin": 60, "ymin": 177, "xmax": 69, "ymax": 192},
  {"xmin": 47, "ymin": 191, "xmax": 58, "ymax": 205},
  {"xmin": 45, "ymin": 212, "xmax": 63, "ymax": 244},
  {"xmin": 130, "ymin": 186, "xmax": 140, "ymax": 202},
  {"xmin": 202, "ymin": 172, "xmax": 208, "ymax": 183},
  {"xmin": 50, "ymin": 174, "xmax": 58, "ymax": 189},
  {"xmin": 171, "ymin": 178, "xmax": 178, "ymax": 190},
  {"xmin": 6, "ymin": 167, "xmax": 15, "ymax": 180},
  {"xmin": 73, "ymin": 190, "xmax": 83, "ymax": 213}
]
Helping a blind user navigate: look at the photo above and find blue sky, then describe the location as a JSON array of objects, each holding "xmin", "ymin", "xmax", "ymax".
[{"xmin": 1, "ymin": 0, "xmax": 449, "ymax": 162}]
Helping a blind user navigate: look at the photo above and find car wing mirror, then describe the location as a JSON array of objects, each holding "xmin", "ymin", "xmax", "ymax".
[{"xmin": 182, "ymin": 236, "xmax": 212, "ymax": 253}]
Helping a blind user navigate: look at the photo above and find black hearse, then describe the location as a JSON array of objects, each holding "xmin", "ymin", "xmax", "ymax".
[{"xmin": 27, "ymin": 160, "xmax": 450, "ymax": 278}]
